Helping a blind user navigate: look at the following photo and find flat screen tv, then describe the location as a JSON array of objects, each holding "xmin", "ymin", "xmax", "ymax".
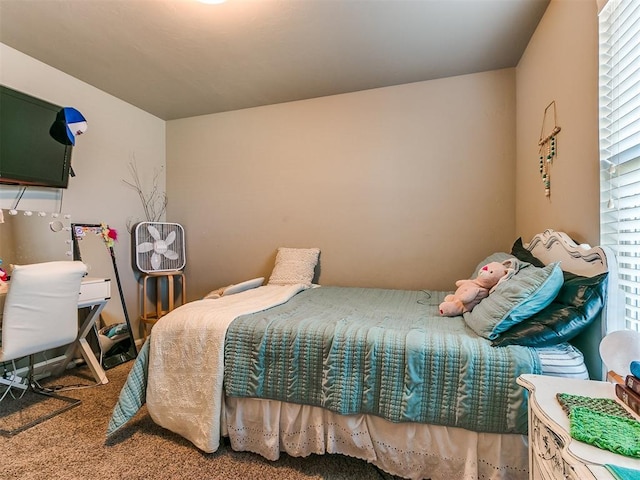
[{"xmin": 0, "ymin": 85, "xmax": 73, "ymax": 188}]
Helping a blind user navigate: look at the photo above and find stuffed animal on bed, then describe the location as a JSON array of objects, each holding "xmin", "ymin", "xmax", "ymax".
[{"xmin": 439, "ymin": 260, "xmax": 517, "ymax": 317}]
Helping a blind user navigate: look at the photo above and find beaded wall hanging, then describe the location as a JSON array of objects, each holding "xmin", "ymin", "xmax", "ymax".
[{"xmin": 538, "ymin": 100, "xmax": 561, "ymax": 197}]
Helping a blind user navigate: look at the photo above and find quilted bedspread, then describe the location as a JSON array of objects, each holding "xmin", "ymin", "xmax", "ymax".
[{"xmin": 224, "ymin": 286, "xmax": 542, "ymax": 434}]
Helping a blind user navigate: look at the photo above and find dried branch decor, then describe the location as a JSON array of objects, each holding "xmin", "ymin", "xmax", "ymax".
[{"xmin": 123, "ymin": 161, "xmax": 167, "ymax": 232}]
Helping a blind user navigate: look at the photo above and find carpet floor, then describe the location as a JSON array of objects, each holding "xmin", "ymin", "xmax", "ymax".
[{"xmin": 1, "ymin": 360, "xmax": 402, "ymax": 480}]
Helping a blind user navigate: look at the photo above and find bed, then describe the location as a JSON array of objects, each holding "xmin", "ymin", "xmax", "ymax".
[{"xmin": 107, "ymin": 230, "xmax": 616, "ymax": 480}]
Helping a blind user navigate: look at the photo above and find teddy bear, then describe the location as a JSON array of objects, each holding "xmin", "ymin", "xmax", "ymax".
[{"xmin": 439, "ymin": 259, "xmax": 517, "ymax": 317}]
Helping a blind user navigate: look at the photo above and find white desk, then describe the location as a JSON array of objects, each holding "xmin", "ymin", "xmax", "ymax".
[
  {"xmin": 59, "ymin": 277, "xmax": 112, "ymax": 384},
  {"xmin": 0, "ymin": 276, "xmax": 112, "ymax": 385}
]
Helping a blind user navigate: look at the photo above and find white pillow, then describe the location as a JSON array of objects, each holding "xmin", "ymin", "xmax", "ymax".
[
  {"xmin": 222, "ymin": 277, "xmax": 264, "ymax": 296},
  {"xmin": 268, "ymin": 247, "xmax": 320, "ymax": 286}
]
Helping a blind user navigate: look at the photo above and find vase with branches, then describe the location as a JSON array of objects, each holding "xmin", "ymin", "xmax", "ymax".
[{"xmin": 123, "ymin": 160, "xmax": 167, "ymax": 232}]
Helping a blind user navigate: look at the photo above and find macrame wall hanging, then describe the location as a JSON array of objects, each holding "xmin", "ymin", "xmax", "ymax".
[{"xmin": 538, "ymin": 100, "xmax": 561, "ymax": 197}]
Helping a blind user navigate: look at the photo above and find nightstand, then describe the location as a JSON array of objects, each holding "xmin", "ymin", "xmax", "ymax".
[{"xmin": 517, "ymin": 374, "xmax": 640, "ymax": 480}]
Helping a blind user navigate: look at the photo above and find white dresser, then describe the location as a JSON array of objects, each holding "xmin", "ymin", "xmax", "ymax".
[{"xmin": 517, "ymin": 374, "xmax": 640, "ymax": 480}]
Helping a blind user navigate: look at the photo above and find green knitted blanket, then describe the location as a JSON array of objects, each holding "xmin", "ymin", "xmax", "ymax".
[{"xmin": 556, "ymin": 393, "xmax": 640, "ymax": 459}]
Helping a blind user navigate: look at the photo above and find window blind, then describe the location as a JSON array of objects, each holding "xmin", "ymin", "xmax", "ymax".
[{"xmin": 600, "ymin": 0, "xmax": 640, "ymax": 332}]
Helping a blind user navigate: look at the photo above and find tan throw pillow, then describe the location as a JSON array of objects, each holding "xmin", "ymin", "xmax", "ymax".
[{"xmin": 268, "ymin": 247, "xmax": 320, "ymax": 286}]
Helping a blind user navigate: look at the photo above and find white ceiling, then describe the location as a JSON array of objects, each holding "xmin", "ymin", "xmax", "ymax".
[{"xmin": 0, "ymin": 0, "xmax": 550, "ymax": 121}]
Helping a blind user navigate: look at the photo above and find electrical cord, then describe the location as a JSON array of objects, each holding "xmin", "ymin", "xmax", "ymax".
[
  {"xmin": 417, "ymin": 290, "xmax": 434, "ymax": 305},
  {"xmin": 38, "ymin": 382, "xmax": 100, "ymax": 393},
  {"xmin": 0, "ymin": 352, "xmax": 100, "ymax": 396},
  {"xmin": 34, "ymin": 349, "xmax": 104, "ymax": 392},
  {"xmin": 10, "ymin": 186, "xmax": 27, "ymax": 211},
  {"xmin": 0, "ymin": 360, "xmax": 28, "ymax": 401}
]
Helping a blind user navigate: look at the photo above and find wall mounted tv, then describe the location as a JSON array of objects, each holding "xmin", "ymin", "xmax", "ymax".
[{"xmin": 0, "ymin": 85, "xmax": 73, "ymax": 188}]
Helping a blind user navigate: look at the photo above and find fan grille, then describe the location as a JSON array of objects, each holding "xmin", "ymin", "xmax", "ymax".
[{"xmin": 134, "ymin": 222, "xmax": 186, "ymax": 273}]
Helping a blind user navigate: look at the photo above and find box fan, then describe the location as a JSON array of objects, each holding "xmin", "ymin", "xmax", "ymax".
[{"xmin": 133, "ymin": 222, "xmax": 186, "ymax": 273}]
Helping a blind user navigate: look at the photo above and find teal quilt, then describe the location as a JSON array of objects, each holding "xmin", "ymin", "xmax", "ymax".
[
  {"xmin": 107, "ymin": 338, "xmax": 149, "ymax": 436},
  {"xmin": 224, "ymin": 286, "xmax": 541, "ymax": 434}
]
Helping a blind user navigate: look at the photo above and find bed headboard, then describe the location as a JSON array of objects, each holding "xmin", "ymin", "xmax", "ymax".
[{"xmin": 524, "ymin": 229, "xmax": 619, "ymax": 381}]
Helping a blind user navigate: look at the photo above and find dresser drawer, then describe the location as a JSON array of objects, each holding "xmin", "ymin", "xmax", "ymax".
[
  {"xmin": 78, "ymin": 277, "xmax": 111, "ymax": 306},
  {"xmin": 531, "ymin": 413, "xmax": 592, "ymax": 480},
  {"xmin": 532, "ymin": 414, "xmax": 569, "ymax": 480}
]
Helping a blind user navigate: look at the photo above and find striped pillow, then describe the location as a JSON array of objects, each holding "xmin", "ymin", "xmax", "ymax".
[{"xmin": 537, "ymin": 343, "xmax": 589, "ymax": 379}]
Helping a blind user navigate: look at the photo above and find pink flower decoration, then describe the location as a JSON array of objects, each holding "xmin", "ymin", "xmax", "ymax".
[{"xmin": 100, "ymin": 223, "xmax": 118, "ymax": 248}]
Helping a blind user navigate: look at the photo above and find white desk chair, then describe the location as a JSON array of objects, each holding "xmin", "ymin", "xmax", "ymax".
[{"xmin": 0, "ymin": 261, "xmax": 87, "ymax": 436}]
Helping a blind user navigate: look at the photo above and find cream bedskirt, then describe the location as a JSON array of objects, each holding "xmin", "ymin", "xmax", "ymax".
[
  {"xmin": 219, "ymin": 342, "xmax": 588, "ymax": 480},
  {"xmin": 222, "ymin": 396, "xmax": 529, "ymax": 480}
]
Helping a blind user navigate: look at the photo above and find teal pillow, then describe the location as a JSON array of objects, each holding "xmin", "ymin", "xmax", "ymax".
[
  {"xmin": 491, "ymin": 272, "xmax": 607, "ymax": 347},
  {"xmin": 463, "ymin": 262, "xmax": 564, "ymax": 340}
]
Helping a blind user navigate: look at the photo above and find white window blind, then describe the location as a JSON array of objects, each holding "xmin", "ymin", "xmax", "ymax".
[{"xmin": 600, "ymin": 0, "xmax": 640, "ymax": 332}]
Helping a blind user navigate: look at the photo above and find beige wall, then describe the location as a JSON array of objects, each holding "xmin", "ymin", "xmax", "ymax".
[
  {"xmin": 515, "ymin": 0, "xmax": 600, "ymax": 246},
  {"xmin": 0, "ymin": 43, "xmax": 166, "ymax": 335},
  {"xmin": 1, "ymin": 0, "xmax": 602, "ymax": 334},
  {"xmin": 167, "ymin": 69, "xmax": 517, "ymax": 298}
]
